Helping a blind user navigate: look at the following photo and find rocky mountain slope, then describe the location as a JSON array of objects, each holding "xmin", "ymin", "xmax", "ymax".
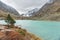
[
  {"xmin": 30, "ymin": 0, "xmax": 60, "ymax": 21},
  {"xmin": 0, "ymin": 1, "xmax": 20, "ymax": 19},
  {"xmin": 23, "ymin": 8, "xmax": 39, "ymax": 17}
]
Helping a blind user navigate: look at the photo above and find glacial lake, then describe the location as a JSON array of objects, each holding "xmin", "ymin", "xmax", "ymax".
[{"xmin": 0, "ymin": 20, "xmax": 60, "ymax": 40}]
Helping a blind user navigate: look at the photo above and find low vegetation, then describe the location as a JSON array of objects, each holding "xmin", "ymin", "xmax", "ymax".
[
  {"xmin": 0, "ymin": 14, "xmax": 41, "ymax": 40},
  {"xmin": 5, "ymin": 14, "xmax": 16, "ymax": 28}
]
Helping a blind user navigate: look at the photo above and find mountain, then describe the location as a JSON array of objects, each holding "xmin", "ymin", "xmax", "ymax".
[
  {"xmin": 27, "ymin": 8, "xmax": 39, "ymax": 16},
  {"xmin": 30, "ymin": 0, "xmax": 60, "ymax": 21},
  {"xmin": 0, "ymin": 1, "xmax": 20, "ymax": 19},
  {"xmin": 22, "ymin": 8, "xmax": 39, "ymax": 17}
]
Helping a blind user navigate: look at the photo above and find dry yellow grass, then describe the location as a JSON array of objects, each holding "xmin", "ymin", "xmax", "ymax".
[{"xmin": 0, "ymin": 10, "xmax": 19, "ymax": 19}]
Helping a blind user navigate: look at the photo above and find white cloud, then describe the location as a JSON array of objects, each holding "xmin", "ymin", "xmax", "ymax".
[{"xmin": 1, "ymin": 0, "xmax": 49, "ymax": 14}]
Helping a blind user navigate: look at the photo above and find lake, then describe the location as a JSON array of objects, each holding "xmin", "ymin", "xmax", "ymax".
[{"xmin": 0, "ymin": 20, "xmax": 60, "ymax": 40}]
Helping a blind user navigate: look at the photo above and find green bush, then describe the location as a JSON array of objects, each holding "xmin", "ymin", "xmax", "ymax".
[
  {"xmin": 18, "ymin": 30, "xmax": 25, "ymax": 36},
  {"xmin": 5, "ymin": 14, "xmax": 16, "ymax": 28}
]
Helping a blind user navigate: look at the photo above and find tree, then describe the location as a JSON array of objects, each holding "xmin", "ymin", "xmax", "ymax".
[{"xmin": 5, "ymin": 14, "xmax": 16, "ymax": 28}]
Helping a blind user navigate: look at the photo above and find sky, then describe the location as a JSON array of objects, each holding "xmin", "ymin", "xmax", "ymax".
[{"xmin": 1, "ymin": 0, "xmax": 49, "ymax": 14}]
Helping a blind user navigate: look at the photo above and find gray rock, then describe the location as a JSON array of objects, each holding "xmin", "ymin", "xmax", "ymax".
[{"xmin": 0, "ymin": 1, "xmax": 20, "ymax": 17}]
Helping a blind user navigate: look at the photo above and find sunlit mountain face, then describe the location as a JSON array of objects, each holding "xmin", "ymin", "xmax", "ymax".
[{"xmin": 1, "ymin": 0, "xmax": 50, "ymax": 14}]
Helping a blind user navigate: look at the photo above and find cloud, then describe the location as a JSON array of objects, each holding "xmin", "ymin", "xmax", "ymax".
[{"xmin": 1, "ymin": 0, "xmax": 48, "ymax": 14}]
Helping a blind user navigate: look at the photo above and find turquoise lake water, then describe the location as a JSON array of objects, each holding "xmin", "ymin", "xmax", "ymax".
[{"xmin": 0, "ymin": 20, "xmax": 60, "ymax": 40}]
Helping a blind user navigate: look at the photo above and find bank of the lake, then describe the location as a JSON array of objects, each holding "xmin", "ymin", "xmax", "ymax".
[{"xmin": 0, "ymin": 20, "xmax": 60, "ymax": 40}]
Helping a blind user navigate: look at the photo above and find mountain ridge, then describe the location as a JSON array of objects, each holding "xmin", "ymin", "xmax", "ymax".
[
  {"xmin": 28, "ymin": 0, "xmax": 60, "ymax": 21},
  {"xmin": 0, "ymin": 1, "xmax": 20, "ymax": 19}
]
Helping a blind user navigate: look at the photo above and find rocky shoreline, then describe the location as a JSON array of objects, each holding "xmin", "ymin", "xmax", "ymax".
[{"xmin": 0, "ymin": 25, "xmax": 42, "ymax": 40}]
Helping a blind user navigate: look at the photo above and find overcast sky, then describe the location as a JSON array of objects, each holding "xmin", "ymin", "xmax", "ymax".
[{"xmin": 1, "ymin": 0, "xmax": 49, "ymax": 14}]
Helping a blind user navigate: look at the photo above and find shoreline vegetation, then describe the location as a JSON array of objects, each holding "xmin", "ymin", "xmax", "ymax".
[
  {"xmin": 0, "ymin": 25, "xmax": 42, "ymax": 40},
  {"xmin": 0, "ymin": 14, "xmax": 42, "ymax": 40}
]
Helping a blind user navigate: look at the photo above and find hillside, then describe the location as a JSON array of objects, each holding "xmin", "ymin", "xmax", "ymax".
[
  {"xmin": 0, "ymin": 10, "xmax": 19, "ymax": 20},
  {"xmin": 0, "ymin": 25, "xmax": 41, "ymax": 40},
  {"xmin": 28, "ymin": 0, "xmax": 60, "ymax": 21},
  {"xmin": 0, "ymin": 1, "xmax": 20, "ymax": 19}
]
